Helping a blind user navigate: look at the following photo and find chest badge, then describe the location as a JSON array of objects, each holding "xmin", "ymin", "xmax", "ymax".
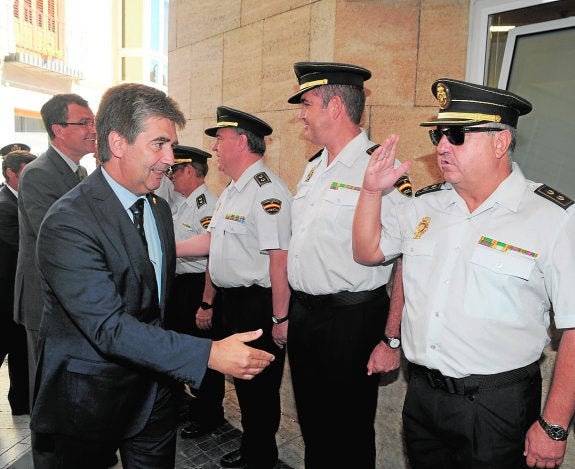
[{"xmin": 413, "ymin": 216, "xmax": 431, "ymax": 239}]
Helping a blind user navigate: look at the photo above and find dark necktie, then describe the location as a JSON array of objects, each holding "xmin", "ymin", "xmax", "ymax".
[
  {"xmin": 76, "ymin": 166, "xmax": 87, "ymax": 181},
  {"xmin": 129, "ymin": 199, "xmax": 148, "ymax": 250}
]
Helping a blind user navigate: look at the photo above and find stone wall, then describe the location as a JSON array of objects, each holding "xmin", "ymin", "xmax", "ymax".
[{"xmin": 168, "ymin": 1, "xmax": 569, "ymax": 468}]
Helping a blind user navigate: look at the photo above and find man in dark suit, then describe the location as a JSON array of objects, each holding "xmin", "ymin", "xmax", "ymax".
[
  {"xmin": 30, "ymin": 83, "xmax": 274, "ymax": 469},
  {"xmin": 14, "ymin": 94, "xmax": 96, "ymax": 408},
  {"xmin": 0, "ymin": 146, "xmax": 36, "ymax": 415}
]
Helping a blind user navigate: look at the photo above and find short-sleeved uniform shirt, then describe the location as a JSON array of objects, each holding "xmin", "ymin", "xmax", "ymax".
[
  {"xmin": 208, "ymin": 159, "xmax": 292, "ymax": 288},
  {"xmin": 378, "ymin": 164, "xmax": 575, "ymax": 377},
  {"xmin": 288, "ymin": 130, "xmax": 410, "ymax": 295},
  {"xmin": 173, "ymin": 184, "xmax": 217, "ymax": 275}
]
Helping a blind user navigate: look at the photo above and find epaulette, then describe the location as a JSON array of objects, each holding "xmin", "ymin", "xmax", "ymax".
[
  {"xmin": 534, "ymin": 184, "xmax": 574, "ymax": 209},
  {"xmin": 196, "ymin": 194, "xmax": 207, "ymax": 209},
  {"xmin": 366, "ymin": 144, "xmax": 380, "ymax": 155},
  {"xmin": 254, "ymin": 172, "xmax": 271, "ymax": 187},
  {"xmin": 415, "ymin": 183, "xmax": 444, "ymax": 197},
  {"xmin": 308, "ymin": 149, "xmax": 323, "ymax": 162},
  {"xmin": 367, "ymin": 144, "xmax": 412, "ymax": 196}
]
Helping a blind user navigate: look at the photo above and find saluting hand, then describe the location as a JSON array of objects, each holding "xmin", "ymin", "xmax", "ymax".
[{"xmin": 363, "ymin": 134, "xmax": 411, "ymax": 195}]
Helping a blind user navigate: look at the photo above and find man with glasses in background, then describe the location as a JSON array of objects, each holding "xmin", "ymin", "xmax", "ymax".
[
  {"xmin": 353, "ymin": 78, "xmax": 575, "ymax": 468},
  {"xmin": 14, "ymin": 94, "xmax": 96, "ymax": 411}
]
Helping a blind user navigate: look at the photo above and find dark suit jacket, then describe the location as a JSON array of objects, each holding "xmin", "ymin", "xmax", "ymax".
[
  {"xmin": 30, "ymin": 167, "xmax": 210, "ymax": 441},
  {"xmin": 14, "ymin": 146, "xmax": 81, "ymax": 330},
  {"xmin": 0, "ymin": 185, "xmax": 19, "ymax": 316}
]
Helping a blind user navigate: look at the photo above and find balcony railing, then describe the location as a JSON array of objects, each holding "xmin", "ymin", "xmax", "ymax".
[{"xmin": 5, "ymin": 6, "xmax": 84, "ymax": 79}]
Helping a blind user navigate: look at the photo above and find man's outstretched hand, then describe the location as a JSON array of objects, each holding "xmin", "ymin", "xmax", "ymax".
[{"xmin": 208, "ymin": 329, "xmax": 275, "ymax": 379}]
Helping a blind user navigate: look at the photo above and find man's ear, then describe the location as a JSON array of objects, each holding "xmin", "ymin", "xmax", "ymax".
[
  {"xmin": 494, "ymin": 129, "xmax": 512, "ymax": 159},
  {"xmin": 108, "ymin": 131, "xmax": 125, "ymax": 158}
]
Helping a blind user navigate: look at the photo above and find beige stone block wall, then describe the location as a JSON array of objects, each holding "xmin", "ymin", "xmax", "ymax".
[{"xmin": 168, "ymin": 1, "xmax": 570, "ymax": 468}]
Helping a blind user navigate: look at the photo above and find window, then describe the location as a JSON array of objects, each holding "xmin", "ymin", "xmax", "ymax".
[
  {"xmin": 468, "ymin": 0, "xmax": 575, "ymax": 197},
  {"xmin": 498, "ymin": 17, "xmax": 575, "ymax": 198}
]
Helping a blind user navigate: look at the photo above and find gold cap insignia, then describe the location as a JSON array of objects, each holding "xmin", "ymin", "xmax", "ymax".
[{"xmin": 436, "ymin": 83, "xmax": 451, "ymax": 110}]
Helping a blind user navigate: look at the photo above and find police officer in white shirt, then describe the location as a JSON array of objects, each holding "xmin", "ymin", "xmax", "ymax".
[
  {"xmin": 353, "ymin": 78, "xmax": 575, "ymax": 469},
  {"xmin": 176, "ymin": 107, "xmax": 292, "ymax": 469},
  {"xmin": 286, "ymin": 62, "xmax": 411, "ymax": 469}
]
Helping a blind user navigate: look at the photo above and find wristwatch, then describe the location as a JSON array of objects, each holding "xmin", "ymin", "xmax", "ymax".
[
  {"xmin": 384, "ymin": 336, "xmax": 401, "ymax": 349},
  {"xmin": 199, "ymin": 302, "xmax": 213, "ymax": 310},
  {"xmin": 272, "ymin": 315, "xmax": 289, "ymax": 325},
  {"xmin": 538, "ymin": 415, "xmax": 568, "ymax": 441}
]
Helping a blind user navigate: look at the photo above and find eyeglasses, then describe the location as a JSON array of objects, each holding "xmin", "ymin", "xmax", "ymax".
[
  {"xmin": 428, "ymin": 127, "xmax": 503, "ymax": 146},
  {"xmin": 56, "ymin": 120, "xmax": 96, "ymax": 128}
]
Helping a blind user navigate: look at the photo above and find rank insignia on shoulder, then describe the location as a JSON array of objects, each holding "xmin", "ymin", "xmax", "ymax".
[
  {"xmin": 534, "ymin": 185, "xmax": 574, "ymax": 209},
  {"xmin": 308, "ymin": 149, "xmax": 322, "ymax": 162},
  {"xmin": 394, "ymin": 175, "xmax": 412, "ymax": 197},
  {"xmin": 261, "ymin": 198, "xmax": 282, "ymax": 214},
  {"xmin": 196, "ymin": 194, "xmax": 207, "ymax": 208},
  {"xmin": 200, "ymin": 216, "xmax": 212, "ymax": 229},
  {"xmin": 366, "ymin": 144, "xmax": 380, "ymax": 155},
  {"xmin": 254, "ymin": 172, "xmax": 271, "ymax": 186},
  {"xmin": 415, "ymin": 183, "xmax": 444, "ymax": 197}
]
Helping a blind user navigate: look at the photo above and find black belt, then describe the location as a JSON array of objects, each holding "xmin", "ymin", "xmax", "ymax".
[
  {"xmin": 292, "ymin": 285, "xmax": 387, "ymax": 309},
  {"xmin": 218, "ymin": 284, "xmax": 270, "ymax": 299},
  {"xmin": 409, "ymin": 361, "xmax": 540, "ymax": 396}
]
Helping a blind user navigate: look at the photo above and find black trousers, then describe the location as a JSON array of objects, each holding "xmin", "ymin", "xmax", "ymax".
[
  {"xmin": 288, "ymin": 287, "xmax": 390, "ymax": 469},
  {"xmin": 0, "ymin": 294, "xmax": 29, "ymax": 414},
  {"xmin": 403, "ymin": 363, "xmax": 542, "ymax": 469},
  {"xmin": 220, "ymin": 285, "xmax": 286, "ymax": 469},
  {"xmin": 32, "ymin": 382, "xmax": 178, "ymax": 469},
  {"xmin": 165, "ymin": 272, "xmax": 224, "ymax": 425}
]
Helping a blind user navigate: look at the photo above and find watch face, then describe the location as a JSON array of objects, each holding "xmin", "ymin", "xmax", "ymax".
[
  {"xmin": 388, "ymin": 337, "xmax": 400, "ymax": 349},
  {"xmin": 549, "ymin": 426, "xmax": 567, "ymax": 440}
]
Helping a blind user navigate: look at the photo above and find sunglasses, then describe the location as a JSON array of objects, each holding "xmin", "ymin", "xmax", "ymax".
[{"xmin": 429, "ymin": 127, "xmax": 503, "ymax": 146}]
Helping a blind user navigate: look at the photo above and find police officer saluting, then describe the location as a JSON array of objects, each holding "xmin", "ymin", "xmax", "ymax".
[{"xmin": 353, "ymin": 78, "xmax": 575, "ymax": 469}]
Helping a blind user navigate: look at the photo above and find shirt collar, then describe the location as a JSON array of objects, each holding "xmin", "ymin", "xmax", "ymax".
[
  {"xmin": 231, "ymin": 159, "xmax": 266, "ymax": 192},
  {"xmin": 101, "ymin": 167, "xmax": 144, "ymax": 211},
  {"xmin": 51, "ymin": 144, "xmax": 81, "ymax": 172}
]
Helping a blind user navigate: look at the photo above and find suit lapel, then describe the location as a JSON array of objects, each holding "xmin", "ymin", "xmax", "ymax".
[{"xmin": 89, "ymin": 170, "xmax": 158, "ymax": 300}]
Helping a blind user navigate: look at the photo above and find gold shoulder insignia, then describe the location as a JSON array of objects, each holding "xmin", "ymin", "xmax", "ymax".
[
  {"xmin": 261, "ymin": 198, "xmax": 282, "ymax": 214},
  {"xmin": 254, "ymin": 172, "xmax": 271, "ymax": 186},
  {"xmin": 366, "ymin": 144, "xmax": 380, "ymax": 155},
  {"xmin": 415, "ymin": 183, "xmax": 444, "ymax": 197},
  {"xmin": 394, "ymin": 175, "xmax": 413, "ymax": 197},
  {"xmin": 200, "ymin": 216, "xmax": 212, "ymax": 229},
  {"xmin": 196, "ymin": 194, "xmax": 207, "ymax": 209},
  {"xmin": 534, "ymin": 185, "xmax": 574, "ymax": 209},
  {"xmin": 308, "ymin": 149, "xmax": 322, "ymax": 162}
]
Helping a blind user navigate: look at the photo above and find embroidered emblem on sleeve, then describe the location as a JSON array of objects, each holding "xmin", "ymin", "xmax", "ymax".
[
  {"xmin": 254, "ymin": 172, "xmax": 271, "ymax": 186},
  {"xmin": 261, "ymin": 198, "xmax": 282, "ymax": 214},
  {"xmin": 196, "ymin": 194, "xmax": 207, "ymax": 208},
  {"xmin": 534, "ymin": 185, "xmax": 574, "ymax": 209},
  {"xmin": 200, "ymin": 216, "xmax": 212, "ymax": 229},
  {"xmin": 394, "ymin": 175, "xmax": 413, "ymax": 197}
]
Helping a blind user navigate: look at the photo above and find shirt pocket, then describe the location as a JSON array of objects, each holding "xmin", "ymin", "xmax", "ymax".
[
  {"xmin": 465, "ymin": 246, "xmax": 536, "ymax": 322},
  {"xmin": 401, "ymin": 238, "xmax": 436, "ymax": 301},
  {"xmin": 323, "ymin": 188, "xmax": 360, "ymax": 229}
]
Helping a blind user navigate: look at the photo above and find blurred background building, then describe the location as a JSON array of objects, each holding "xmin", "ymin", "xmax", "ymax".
[{"xmin": 0, "ymin": 0, "xmax": 170, "ymax": 180}]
